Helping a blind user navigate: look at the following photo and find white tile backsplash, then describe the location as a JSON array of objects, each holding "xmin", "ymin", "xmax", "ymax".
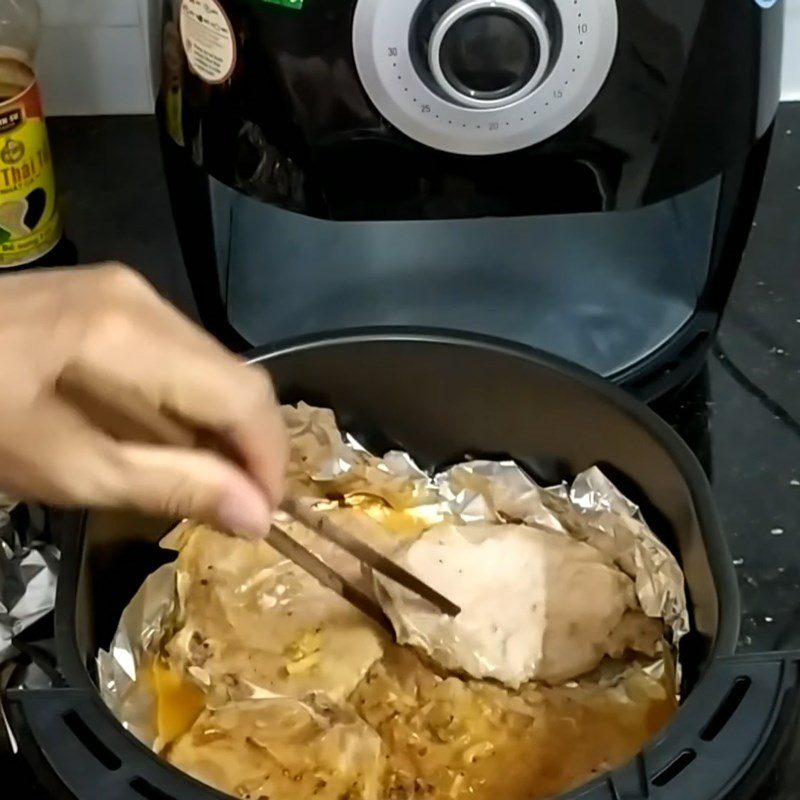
[
  {"xmin": 39, "ymin": 0, "xmax": 140, "ymax": 29},
  {"xmin": 31, "ymin": 0, "xmax": 800, "ymax": 116},
  {"xmin": 37, "ymin": 0, "xmax": 153, "ymax": 116},
  {"xmin": 783, "ymin": 0, "xmax": 800, "ymax": 100},
  {"xmin": 38, "ymin": 24, "xmax": 151, "ymax": 116}
]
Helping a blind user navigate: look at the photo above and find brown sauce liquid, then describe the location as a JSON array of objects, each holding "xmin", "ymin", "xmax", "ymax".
[{"xmin": 351, "ymin": 647, "xmax": 676, "ymax": 800}]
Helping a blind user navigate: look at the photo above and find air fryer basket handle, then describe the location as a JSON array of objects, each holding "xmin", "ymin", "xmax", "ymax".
[
  {"xmin": 594, "ymin": 652, "xmax": 800, "ymax": 800},
  {"xmin": 6, "ymin": 653, "xmax": 800, "ymax": 800},
  {"xmin": 5, "ymin": 687, "xmax": 226, "ymax": 800}
]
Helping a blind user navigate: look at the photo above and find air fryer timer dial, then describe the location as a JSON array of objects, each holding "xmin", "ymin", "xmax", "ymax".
[
  {"xmin": 428, "ymin": 0, "xmax": 552, "ymax": 108},
  {"xmin": 352, "ymin": 0, "xmax": 618, "ymax": 155}
]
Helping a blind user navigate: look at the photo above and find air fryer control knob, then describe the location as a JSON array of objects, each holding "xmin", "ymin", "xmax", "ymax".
[
  {"xmin": 352, "ymin": 0, "xmax": 619, "ymax": 155},
  {"xmin": 429, "ymin": 0, "xmax": 551, "ymax": 108}
]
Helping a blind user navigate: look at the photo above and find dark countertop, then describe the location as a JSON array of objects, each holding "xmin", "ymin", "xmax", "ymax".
[
  {"xmin": 4, "ymin": 106, "xmax": 800, "ymax": 796},
  {"xmin": 651, "ymin": 105, "xmax": 800, "ymax": 655}
]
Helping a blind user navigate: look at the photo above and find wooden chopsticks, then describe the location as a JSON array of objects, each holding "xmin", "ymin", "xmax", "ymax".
[{"xmin": 282, "ymin": 497, "xmax": 460, "ymax": 616}]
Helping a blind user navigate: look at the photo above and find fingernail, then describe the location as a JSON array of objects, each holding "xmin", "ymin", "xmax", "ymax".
[{"xmin": 217, "ymin": 484, "xmax": 271, "ymax": 539}]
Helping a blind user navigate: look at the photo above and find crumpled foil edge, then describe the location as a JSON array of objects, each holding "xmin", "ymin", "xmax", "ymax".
[{"xmin": 1, "ymin": 502, "xmax": 59, "ymax": 665}]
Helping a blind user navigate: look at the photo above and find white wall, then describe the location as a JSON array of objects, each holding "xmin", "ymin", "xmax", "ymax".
[
  {"xmin": 785, "ymin": 0, "xmax": 800, "ymax": 100},
  {"xmin": 37, "ymin": 0, "xmax": 153, "ymax": 116},
  {"xmin": 34, "ymin": 0, "xmax": 800, "ymax": 115}
]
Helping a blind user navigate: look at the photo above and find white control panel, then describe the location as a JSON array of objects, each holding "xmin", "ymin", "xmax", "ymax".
[{"xmin": 352, "ymin": 0, "xmax": 618, "ymax": 155}]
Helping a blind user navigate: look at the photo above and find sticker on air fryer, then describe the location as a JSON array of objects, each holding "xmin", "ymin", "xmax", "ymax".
[{"xmin": 179, "ymin": 0, "xmax": 236, "ymax": 85}]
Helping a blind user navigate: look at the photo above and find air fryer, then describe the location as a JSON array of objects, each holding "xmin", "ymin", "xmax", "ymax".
[
  {"xmin": 3, "ymin": 333, "xmax": 800, "ymax": 800},
  {"xmin": 156, "ymin": 0, "xmax": 783, "ymax": 400}
]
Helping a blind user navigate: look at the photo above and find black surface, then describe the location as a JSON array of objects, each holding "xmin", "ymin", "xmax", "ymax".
[
  {"xmin": 153, "ymin": 0, "xmax": 781, "ymax": 395},
  {"xmin": 157, "ymin": 0, "xmax": 783, "ymax": 216},
  {"xmin": 4, "ymin": 105, "xmax": 800, "ymax": 794},
  {"xmin": 46, "ymin": 115, "xmax": 192, "ymax": 313}
]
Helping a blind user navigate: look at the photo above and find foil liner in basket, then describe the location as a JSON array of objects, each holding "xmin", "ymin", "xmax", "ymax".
[
  {"xmin": 99, "ymin": 402, "xmax": 689, "ymax": 753},
  {"xmin": 0, "ymin": 501, "xmax": 58, "ymax": 664}
]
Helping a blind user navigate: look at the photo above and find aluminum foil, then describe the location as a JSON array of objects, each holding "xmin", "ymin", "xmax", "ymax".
[
  {"xmin": 433, "ymin": 460, "xmax": 689, "ymax": 641},
  {"xmin": 281, "ymin": 403, "xmax": 689, "ymax": 643},
  {"xmin": 97, "ymin": 563, "xmax": 176, "ymax": 745},
  {"xmin": 0, "ymin": 501, "xmax": 58, "ymax": 664},
  {"xmin": 98, "ymin": 402, "xmax": 688, "ymax": 756}
]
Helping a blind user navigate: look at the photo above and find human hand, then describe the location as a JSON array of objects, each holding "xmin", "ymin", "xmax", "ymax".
[{"xmin": 0, "ymin": 264, "xmax": 287, "ymax": 534}]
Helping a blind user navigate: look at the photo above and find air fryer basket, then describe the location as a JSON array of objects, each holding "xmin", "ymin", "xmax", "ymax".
[{"xmin": 6, "ymin": 332, "xmax": 800, "ymax": 800}]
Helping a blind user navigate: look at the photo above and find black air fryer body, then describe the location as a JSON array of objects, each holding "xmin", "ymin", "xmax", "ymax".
[{"xmin": 157, "ymin": 0, "xmax": 783, "ymax": 399}]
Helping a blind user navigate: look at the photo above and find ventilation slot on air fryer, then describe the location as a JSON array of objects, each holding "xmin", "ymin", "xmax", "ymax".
[
  {"xmin": 652, "ymin": 749, "xmax": 697, "ymax": 787},
  {"xmin": 700, "ymin": 676, "xmax": 753, "ymax": 742},
  {"xmin": 130, "ymin": 777, "xmax": 176, "ymax": 800},
  {"xmin": 62, "ymin": 710, "xmax": 122, "ymax": 770}
]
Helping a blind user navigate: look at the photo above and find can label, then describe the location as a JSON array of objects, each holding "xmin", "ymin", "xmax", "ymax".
[{"xmin": 0, "ymin": 63, "xmax": 61, "ymax": 268}]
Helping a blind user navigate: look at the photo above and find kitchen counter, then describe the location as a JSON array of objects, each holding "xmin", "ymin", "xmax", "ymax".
[{"xmin": 4, "ymin": 106, "xmax": 800, "ymax": 796}]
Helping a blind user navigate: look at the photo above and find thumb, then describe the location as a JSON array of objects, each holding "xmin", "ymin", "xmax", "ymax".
[{"xmin": 110, "ymin": 443, "xmax": 273, "ymax": 537}]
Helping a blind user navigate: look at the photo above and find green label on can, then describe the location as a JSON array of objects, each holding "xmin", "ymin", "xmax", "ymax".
[{"xmin": 260, "ymin": 0, "xmax": 303, "ymax": 8}]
